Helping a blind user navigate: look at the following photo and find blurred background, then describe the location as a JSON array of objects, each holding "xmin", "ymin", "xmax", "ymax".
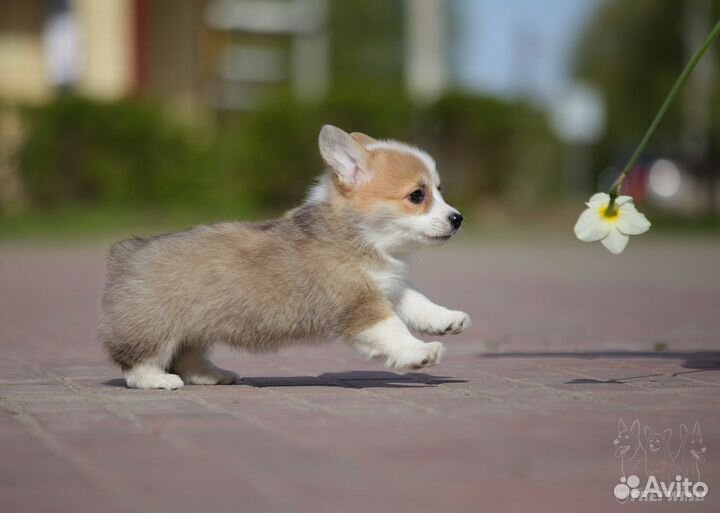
[{"xmin": 1, "ymin": 0, "xmax": 719, "ymax": 240}]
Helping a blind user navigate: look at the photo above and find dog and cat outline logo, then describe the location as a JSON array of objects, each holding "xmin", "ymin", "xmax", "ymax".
[{"xmin": 613, "ymin": 419, "xmax": 709, "ymax": 503}]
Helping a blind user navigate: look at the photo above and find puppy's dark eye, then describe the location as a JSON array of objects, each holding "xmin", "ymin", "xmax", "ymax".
[{"xmin": 408, "ymin": 189, "xmax": 425, "ymax": 204}]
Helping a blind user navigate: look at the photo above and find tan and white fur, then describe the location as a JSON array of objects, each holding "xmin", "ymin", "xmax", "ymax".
[{"xmin": 99, "ymin": 125, "xmax": 470, "ymax": 389}]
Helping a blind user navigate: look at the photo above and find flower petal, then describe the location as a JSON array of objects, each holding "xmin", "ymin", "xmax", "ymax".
[
  {"xmin": 617, "ymin": 206, "xmax": 651, "ymax": 235},
  {"xmin": 586, "ymin": 193, "xmax": 610, "ymax": 208},
  {"xmin": 615, "ymin": 195, "xmax": 634, "ymax": 206},
  {"xmin": 574, "ymin": 208, "xmax": 611, "ymax": 241},
  {"xmin": 601, "ymin": 228, "xmax": 629, "ymax": 254}
]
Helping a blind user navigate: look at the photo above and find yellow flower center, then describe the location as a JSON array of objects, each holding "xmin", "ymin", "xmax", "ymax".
[{"xmin": 599, "ymin": 205, "xmax": 619, "ymax": 222}]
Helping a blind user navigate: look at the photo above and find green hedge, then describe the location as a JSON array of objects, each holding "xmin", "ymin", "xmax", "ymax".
[
  {"xmin": 19, "ymin": 96, "xmax": 203, "ymax": 206},
  {"xmin": 17, "ymin": 91, "xmax": 560, "ymax": 212}
]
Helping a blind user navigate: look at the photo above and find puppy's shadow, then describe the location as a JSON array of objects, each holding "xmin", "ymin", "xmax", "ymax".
[
  {"xmin": 104, "ymin": 378, "xmax": 129, "ymax": 387},
  {"xmin": 104, "ymin": 371, "xmax": 466, "ymax": 389},
  {"xmin": 240, "ymin": 371, "xmax": 466, "ymax": 388}
]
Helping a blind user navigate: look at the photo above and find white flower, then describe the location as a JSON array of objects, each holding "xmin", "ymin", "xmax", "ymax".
[{"xmin": 574, "ymin": 193, "xmax": 651, "ymax": 254}]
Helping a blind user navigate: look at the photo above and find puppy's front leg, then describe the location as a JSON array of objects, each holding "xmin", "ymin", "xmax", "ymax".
[
  {"xmin": 351, "ymin": 316, "xmax": 446, "ymax": 370},
  {"xmin": 396, "ymin": 288, "xmax": 470, "ymax": 336}
]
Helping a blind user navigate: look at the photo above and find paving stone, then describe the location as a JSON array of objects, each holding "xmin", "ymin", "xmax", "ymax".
[{"xmin": 1, "ymin": 241, "xmax": 719, "ymax": 513}]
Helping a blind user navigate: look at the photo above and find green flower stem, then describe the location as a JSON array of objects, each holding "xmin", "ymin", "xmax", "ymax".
[{"xmin": 606, "ymin": 17, "xmax": 720, "ymax": 214}]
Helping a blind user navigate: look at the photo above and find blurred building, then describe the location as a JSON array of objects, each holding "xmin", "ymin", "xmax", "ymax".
[
  {"xmin": 0, "ymin": 0, "xmax": 455, "ymax": 110},
  {"xmin": 0, "ymin": 0, "xmax": 217, "ymax": 110},
  {"xmin": 2, "ymin": 0, "xmax": 129, "ymax": 103}
]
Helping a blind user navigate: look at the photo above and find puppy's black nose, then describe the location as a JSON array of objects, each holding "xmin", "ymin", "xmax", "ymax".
[{"xmin": 449, "ymin": 212, "xmax": 463, "ymax": 230}]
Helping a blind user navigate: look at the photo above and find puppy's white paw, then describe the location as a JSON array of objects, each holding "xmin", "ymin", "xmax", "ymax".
[
  {"xmin": 125, "ymin": 371, "xmax": 184, "ymax": 390},
  {"xmin": 387, "ymin": 341, "xmax": 446, "ymax": 370},
  {"xmin": 182, "ymin": 368, "xmax": 237, "ymax": 385},
  {"xmin": 424, "ymin": 310, "xmax": 471, "ymax": 336}
]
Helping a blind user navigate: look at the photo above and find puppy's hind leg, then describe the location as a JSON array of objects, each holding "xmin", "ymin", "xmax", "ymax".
[
  {"xmin": 124, "ymin": 363, "xmax": 185, "ymax": 390},
  {"xmin": 171, "ymin": 347, "xmax": 238, "ymax": 385},
  {"xmin": 117, "ymin": 337, "xmax": 185, "ymax": 390}
]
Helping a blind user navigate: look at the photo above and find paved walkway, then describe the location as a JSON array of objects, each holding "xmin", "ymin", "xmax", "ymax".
[{"xmin": 1, "ymin": 238, "xmax": 719, "ymax": 513}]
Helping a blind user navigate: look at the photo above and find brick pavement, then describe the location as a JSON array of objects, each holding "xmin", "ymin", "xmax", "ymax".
[{"xmin": 1, "ymin": 237, "xmax": 719, "ymax": 513}]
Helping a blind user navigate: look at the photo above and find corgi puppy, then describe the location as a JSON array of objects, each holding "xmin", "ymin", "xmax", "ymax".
[
  {"xmin": 99, "ymin": 125, "xmax": 470, "ymax": 389},
  {"xmin": 676, "ymin": 421, "xmax": 706, "ymax": 482},
  {"xmin": 614, "ymin": 419, "xmax": 644, "ymax": 477},
  {"xmin": 644, "ymin": 426, "xmax": 680, "ymax": 482}
]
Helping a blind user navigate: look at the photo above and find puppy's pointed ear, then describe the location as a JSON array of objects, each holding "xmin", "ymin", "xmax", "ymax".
[
  {"xmin": 644, "ymin": 426, "xmax": 652, "ymax": 439},
  {"xmin": 630, "ymin": 420, "xmax": 640, "ymax": 436},
  {"xmin": 618, "ymin": 419, "xmax": 627, "ymax": 432},
  {"xmin": 350, "ymin": 132, "xmax": 377, "ymax": 148},
  {"xmin": 692, "ymin": 421, "xmax": 701, "ymax": 437},
  {"xmin": 319, "ymin": 125, "xmax": 371, "ymax": 189},
  {"xmin": 663, "ymin": 428, "xmax": 672, "ymax": 442}
]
